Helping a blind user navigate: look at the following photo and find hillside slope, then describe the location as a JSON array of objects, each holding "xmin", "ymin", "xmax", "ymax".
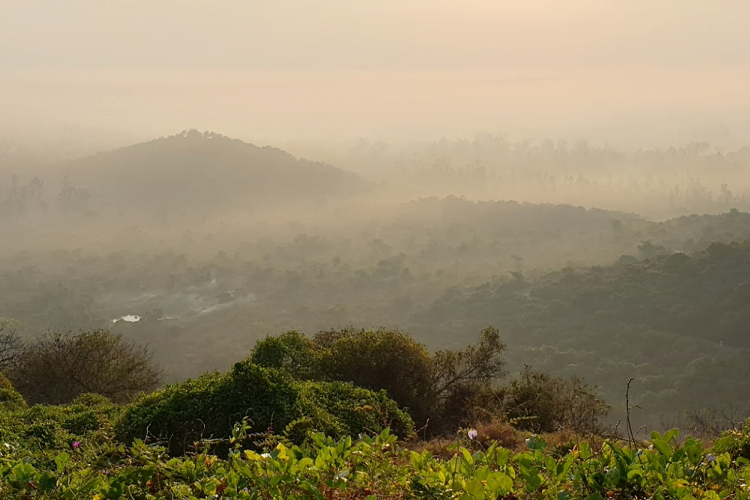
[
  {"xmin": 59, "ymin": 129, "xmax": 369, "ymax": 214},
  {"xmin": 413, "ymin": 240, "xmax": 750, "ymax": 424}
]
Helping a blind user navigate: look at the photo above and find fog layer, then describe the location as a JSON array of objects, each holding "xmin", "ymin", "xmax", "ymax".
[{"xmin": 3, "ymin": 0, "xmax": 750, "ymax": 148}]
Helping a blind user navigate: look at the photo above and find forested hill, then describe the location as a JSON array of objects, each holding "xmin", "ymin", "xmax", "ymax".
[
  {"xmin": 414, "ymin": 240, "xmax": 750, "ymax": 424},
  {"xmin": 57, "ymin": 130, "xmax": 369, "ymax": 214}
]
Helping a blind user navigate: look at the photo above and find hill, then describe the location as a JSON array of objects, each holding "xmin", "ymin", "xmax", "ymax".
[
  {"xmin": 58, "ymin": 129, "xmax": 369, "ymax": 215},
  {"xmin": 412, "ymin": 240, "xmax": 750, "ymax": 425}
]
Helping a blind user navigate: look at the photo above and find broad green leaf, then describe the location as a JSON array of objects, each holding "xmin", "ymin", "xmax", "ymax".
[
  {"xmin": 584, "ymin": 493, "xmax": 605, "ymax": 500},
  {"xmin": 486, "ymin": 472, "xmax": 513, "ymax": 495},
  {"xmin": 55, "ymin": 452, "xmax": 70, "ymax": 473},
  {"xmin": 652, "ymin": 438, "xmax": 673, "ymax": 459},
  {"xmin": 664, "ymin": 428, "xmax": 680, "ymax": 443}
]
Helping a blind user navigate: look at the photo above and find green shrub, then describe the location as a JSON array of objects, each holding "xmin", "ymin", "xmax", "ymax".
[
  {"xmin": 0, "ymin": 372, "xmax": 26, "ymax": 411},
  {"xmin": 294, "ymin": 380, "xmax": 414, "ymax": 439},
  {"xmin": 315, "ymin": 328, "xmax": 434, "ymax": 424},
  {"xmin": 252, "ymin": 327, "xmax": 506, "ymax": 435},
  {"xmin": 116, "ymin": 361, "xmax": 414, "ymax": 455},
  {"xmin": 713, "ymin": 418, "xmax": 750, "ymax": 459},
  {"xmin": 0, "ymin": 400, "xmax": 119, "ymax": 451},
  {"xmin": 250, "ymin": 330, "xmax": 323, "ymax": 380},
  {"xmin": 72, "ymin": 392, "xmax": 112, "ymax": 406},
  {"xmin": 0, "ymin": 371, "xmax": 12, "ymax": 390},
  {"xmin": 251, "ymin": 328, "xmax": 434, "ymax": 419},
  {"xmin": 498, "ymin": 366, "xmax": 610, "ymax": 434}
]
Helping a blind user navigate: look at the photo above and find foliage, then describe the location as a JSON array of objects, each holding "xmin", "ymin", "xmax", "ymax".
[
  {"xmin": 314, "ymin": 327, "xmax": 435, "ymax": 424},
  {"xmin": 294, "ymin": 381, "xmax": 414, "ymax": 440},
  {"xmin": 499, "ymin": 366, "xmax": 611, "ymax": 434},
  {"xmin": 7, "ymin": 330, "xmax": 161, "ymax": 406},
  {"xmin": 2, "ymin": 419, "xmax": 750, "ymax": 499},
  {"xmin": 7, "ymin": 196, "xmax": 750, "ymax": 430},
  {"xmin": 250, "ymin": 330, "xmax": 323, "ymax": 380},
  {"xmin": 0, "ymin": 373, "xmax": 26, "ymax": 411},
  {"xmin": 116, "ymin": 361, "xmax": 414, "ymax": 455},
  {"xmin": 0, "ymin": 396, "xmax": 117, "ymax": 452},
  {"xmin": 416, "ymin": 239, "xmax": 750, "ymax": 428},
  {"xmin": 253, "ymin": 327, "xmax": 506, "ymax": 434},
  {"xmin": 421, "ymin": 327, "xmax": 507, "ymax": 434},
  {"xmin": 5, "ymin": 200, "xmax": 750, "ymax": 407},
  {"xmin": 712, "ymin": 419, "xmax": 750, "ymax": 460},
  {"xmin": 0, "ymin": 175, "xmax": 46, "ymax": 219}
]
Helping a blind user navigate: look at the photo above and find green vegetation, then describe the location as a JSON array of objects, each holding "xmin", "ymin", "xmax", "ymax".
[
  {"xmin": 0, "ymin": 330, "xmax": 740, "ymax": 498},
  {"xmin": 414, "ymin": 240, "xmax": 750, "ymax": 427},
  {"xmin": 5, "ymin": 132, "xmax": 750, "ymax": 495},
  {"xmin": 3, "ymin": 408, "xmax": 750, "ymax": 499},
  {"xmin": 251, "ymin": 327, "xmax": 506, "ymax": 433},
  {"xmin": 116, "ymin": 360, "xmax": 413, "ymax": 455},
  {"xmin": 0, "ymin": 373, "xmax": 26, "ymax": 411}
]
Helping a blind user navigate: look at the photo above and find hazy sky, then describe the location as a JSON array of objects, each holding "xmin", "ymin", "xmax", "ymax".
[{"xmin": 2, "ymin": 0, "xmax": 750, "ymax": 149}]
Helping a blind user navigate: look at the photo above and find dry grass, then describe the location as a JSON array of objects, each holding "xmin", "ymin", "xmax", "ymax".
[
  {"xmin": 474, "ymin": 419, "xmax": 526, "ymax": 450},
  {"xmin": 409, "ymin": 418, "xmax": 613, "ymax": 458}
]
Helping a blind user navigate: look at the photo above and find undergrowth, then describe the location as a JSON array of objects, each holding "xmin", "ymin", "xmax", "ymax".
[{"xmin": 3, "ymin": 408, "xmax": 750, "ymax": 499}]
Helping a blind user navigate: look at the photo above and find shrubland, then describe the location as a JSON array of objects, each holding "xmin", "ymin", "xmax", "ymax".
[
  {"xmin": 2, "ymin": 327, "xmax": 750, "ymax": 498},
  {"xmin": 3, "ymin": 395, "xmax": 750, "ymax": 498},
  {"xmin": 116, "ymin": 361, "xmax": 414, "ymax": 456}
]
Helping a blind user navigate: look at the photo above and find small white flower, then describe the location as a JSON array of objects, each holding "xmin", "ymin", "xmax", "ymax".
[
  {"xmin": 261, "ymin": 453, "xmax": 271, "ymax": 459},
  {"xmin": 467, "ymin": 429, "xmax": 478, "ymax": 440}
]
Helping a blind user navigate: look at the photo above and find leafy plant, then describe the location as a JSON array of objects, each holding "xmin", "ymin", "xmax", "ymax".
[{"xmin": 115, "ymin": 361, "xmax": 414, "ymax": 455}]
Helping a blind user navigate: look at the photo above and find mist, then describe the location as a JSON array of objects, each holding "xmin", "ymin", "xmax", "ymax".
[
  {"xmin": 3, "ymin": 1, "xmax": 750, "ymax": 432},
  {"xmin": 3, "ymin": 0, "xmax": 750, "ymax": 148}
]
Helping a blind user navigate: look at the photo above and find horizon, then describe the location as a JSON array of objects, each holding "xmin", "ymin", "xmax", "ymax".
[{"xmin": 3, "ymin": 1, "xmax": 750, "ymax": 153}]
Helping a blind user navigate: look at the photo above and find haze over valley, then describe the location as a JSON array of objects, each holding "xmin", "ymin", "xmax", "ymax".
[{"xmin": 4, "ymin": 0, "xmax": 750, "ymax": 438}]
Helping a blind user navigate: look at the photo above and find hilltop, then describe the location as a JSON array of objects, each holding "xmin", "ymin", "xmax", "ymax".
[{"xmin": 57, "ymin": 130, "xmax": 369, "ymax": 215}]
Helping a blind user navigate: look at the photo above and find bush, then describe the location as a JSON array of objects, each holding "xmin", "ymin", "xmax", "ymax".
[
  {"xmin": 316, "ymin": 328, "xmax": 435, "ymax": 423},
  {"xmin": 250, "ymin": 330, "xmax": 323, "ymax": 380},
  {"xmin": 252, "ymin": 326, "xmax": 506, "ymax": 434},
  {"xmin": 0, "ymin": 371, "xmax": 14, "ymax": 391},
  {"xmin": 116, "ymin": 361, "xmax": 414, "ymax": 455},
  {"xmin": 8, "ymin": 329, "xmax": 162, "ymax": 405},
  {"xmin": 0, "ymin": 398, "xmax": 119, "ymax": 450},
  {"xmin": 0, "ymin": 372, "xmax": 26, "ymax": 411},
  {"xmin": 499, "ymin": 366, "xmax": 610, "ymax": 434},
  {"xmin": 295, "ymin": 380, "xmax": 414, "ymax": 439},
  {"xmin": 428, "ymin": 327, "xmax": 507, "ymax": 432},
  {"xmin": 713, "ymin": 418, "xmax": 750, "ymax": 459}
]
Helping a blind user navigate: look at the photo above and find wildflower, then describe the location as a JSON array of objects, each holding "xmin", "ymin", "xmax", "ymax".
[
  {"xmin": 72, "ymin": 441, "xmax": 80, "ymax": 450},
  {"xmin": 706, "ymin": 453, "xmax": 716, "ymax": 463},
  {"xmin": 468, "ymin": 429, "xmax": 478, "ymax": 440},
  {"xmin": 261, "ymin": 453, "xmax": 271, "ymax": 458}
]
